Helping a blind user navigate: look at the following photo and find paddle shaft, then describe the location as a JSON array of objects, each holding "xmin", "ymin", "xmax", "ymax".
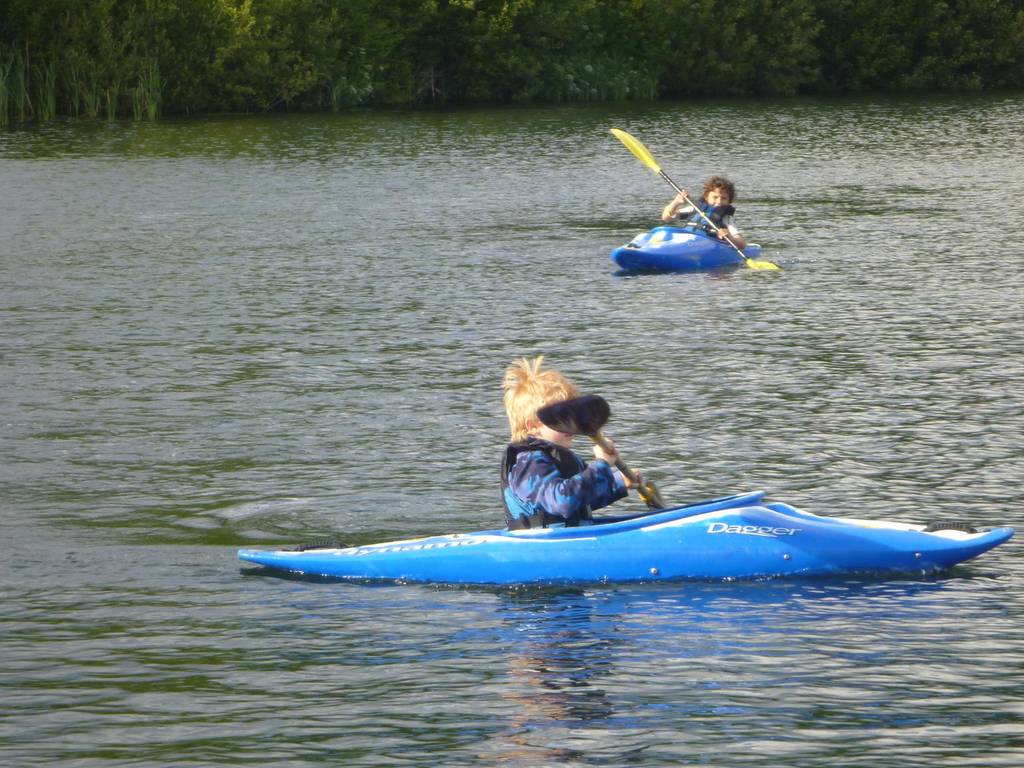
[{"xmin": 589, "ymin": 431, "xmax": 666, "ymax": 510}]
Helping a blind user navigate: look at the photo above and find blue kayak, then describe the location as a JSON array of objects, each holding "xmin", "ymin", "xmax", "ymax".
[
  {"xmin": 611, "ymin": 226, "xmax": 762, "ymax": 272},
  {"xmin": 237, "ymin": 491, "xmax": 1013, "ymax": 585}
]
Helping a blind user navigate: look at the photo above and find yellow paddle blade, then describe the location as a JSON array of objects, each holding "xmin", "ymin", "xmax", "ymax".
[
  {"xmin": 610, "ymin": 128, "xmax": 662, "ymax": 174},
  {"xmin": 745, "ymin": 258, "xmax": 782, "ymax": 271},
  {"xmin": 637, "ymin": 481, "xmax": 666, "ymax": 510}
]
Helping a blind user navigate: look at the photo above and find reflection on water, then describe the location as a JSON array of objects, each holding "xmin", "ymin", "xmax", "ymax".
[
  {"xmin": 468, "ymin": 575, "xmax": 1019, "ymax": 766},
  {"xmin": 494, "ymin": 589, "xmax": 617, "ymax": 764}
]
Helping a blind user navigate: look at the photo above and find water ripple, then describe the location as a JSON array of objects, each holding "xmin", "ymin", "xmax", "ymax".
[{"xmin": 2, "ymin": 95, "xmax": 1023, "ymax": 766}]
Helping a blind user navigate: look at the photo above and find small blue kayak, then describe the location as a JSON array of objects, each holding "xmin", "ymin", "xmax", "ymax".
[
  {"xmin": 237, "ymin": 492, "xmax": 1013, "ymax": 585},
  {"xmin": 611, "ymin": 226, "xmax": 762, "ymax": 272}
]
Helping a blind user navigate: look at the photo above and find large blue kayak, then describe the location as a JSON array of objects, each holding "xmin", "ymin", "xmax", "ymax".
[
  {"xmin": 237, "ymin": 492, "xmax": 1013, "ymax": 585},
  {"xmin": 611, "ymin": 226, "xmax": 762, "ymax": 272}
]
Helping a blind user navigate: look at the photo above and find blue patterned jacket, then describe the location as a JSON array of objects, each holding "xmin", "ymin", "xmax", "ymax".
[{"xmin": 501, "ymin": 438, "xmax": 627, "ymax": 529}]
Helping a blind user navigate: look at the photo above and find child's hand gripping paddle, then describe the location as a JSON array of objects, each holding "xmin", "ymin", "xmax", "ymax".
[{"xmin": 537, "ymin": 395, "xmax": 666, "ymax": 510}]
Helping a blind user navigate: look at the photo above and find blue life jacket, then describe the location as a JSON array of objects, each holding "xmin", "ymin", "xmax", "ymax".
[
  {"xmin": 681, "ymin": 200, "xmax": 735, "ymax": 234},
  {"xmin": 500, "ymin": 438, "xmax": 593, "ymax": 530}
]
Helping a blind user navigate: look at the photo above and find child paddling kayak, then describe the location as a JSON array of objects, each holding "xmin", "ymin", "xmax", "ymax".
[
  {"xmin": 660, "ymin": 175, "xmax": 747, "ymax": 251},
  {"xmin": 500, "ymin": 356, "xmax": 644, "ymax": 530}
]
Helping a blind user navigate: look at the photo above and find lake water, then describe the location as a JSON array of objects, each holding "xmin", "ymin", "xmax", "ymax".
[{"xmin": 2, "ymin": 94, "xmax": 1023, "ymax": 766}]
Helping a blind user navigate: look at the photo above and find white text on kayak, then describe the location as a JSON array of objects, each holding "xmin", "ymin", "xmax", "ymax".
[{"xmin": 706, "ymin": 523, "xmax": 802, "ymax": 538}]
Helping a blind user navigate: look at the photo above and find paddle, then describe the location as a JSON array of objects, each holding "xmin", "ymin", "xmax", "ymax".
[
  {"xmin": 537, "ymin": 394, "xmax": 666, "ymax": 510},
  {"xmin": 609, "ymin": 128, "xmax": 781, "ymax": 271}
]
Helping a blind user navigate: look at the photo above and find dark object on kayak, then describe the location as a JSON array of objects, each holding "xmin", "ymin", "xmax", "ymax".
[
  {"xmin": 923, "ymin": 521, "xmax": 978, "ymax": 534},
  {"xmin": 283, "ymin": 539, "xmax": 351, "ymax": 552}
]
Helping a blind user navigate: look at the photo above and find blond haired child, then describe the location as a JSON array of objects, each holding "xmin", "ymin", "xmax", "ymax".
[{"xmin": 501, "ymin": 356, "xmax": 641, "ymax": 530}]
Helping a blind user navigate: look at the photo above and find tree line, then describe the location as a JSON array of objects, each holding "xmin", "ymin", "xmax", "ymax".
[{"xmin": 2, "ymin": 0, "xmax": 1022, "ymax": 125}]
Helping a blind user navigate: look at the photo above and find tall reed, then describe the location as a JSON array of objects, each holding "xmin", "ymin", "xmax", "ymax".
[
  {"xmin": 131, "ymin": 84, "xmax": 144, "ymax": 120},
  {"xmin": 105, "ymin": 86, "xmax": 119, "ymax": 120},
  {"xmin": 134, "ymin": 60, "xmax": 162, "ymax": 120},
  {"xmin": 12, "ymin": 48, "xmax": 30, "ymax": 122},
  {"xmin": 0, "ymin": 49, "xmax": 12, "ymax": 127},
  {"xmin": 81, "ymin": 72, "xmax": 100, "ymax": 118},
  {"xmin": 35, "ymin": 61, "xmax": 57, "ymax": 121},
  {"xmin": 64, "ymin": 67, "xmax": 83, "ymax": 117}
]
